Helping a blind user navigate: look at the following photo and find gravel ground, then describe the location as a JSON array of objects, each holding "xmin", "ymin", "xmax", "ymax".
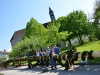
[{"xmin": 0, "ymin": 65, "xmax": 100, "ymax": 75}]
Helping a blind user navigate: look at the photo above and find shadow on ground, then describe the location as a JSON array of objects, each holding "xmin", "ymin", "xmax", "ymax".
[{"xmin": 0, "ymin": 65, "xmax": 100, "ymax": 75}]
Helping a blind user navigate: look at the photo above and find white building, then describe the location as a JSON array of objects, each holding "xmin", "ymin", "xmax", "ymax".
[
  {"xmin": 10, "ymin": 29, "xmax": 25, "ymax": 47},
  {"xmin": 0, "ymin": 50, "xmax": 9, "ymax": 60}
]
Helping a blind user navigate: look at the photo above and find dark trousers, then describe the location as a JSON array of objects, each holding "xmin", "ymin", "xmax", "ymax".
[{"xmin": 50, "ymin": 58, "xmax": 56, "ymax": 69}]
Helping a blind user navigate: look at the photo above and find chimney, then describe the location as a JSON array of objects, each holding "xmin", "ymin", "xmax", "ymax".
[{"xmin": 4, "ymin": 49, "xmax": 6, "ymax": 52}]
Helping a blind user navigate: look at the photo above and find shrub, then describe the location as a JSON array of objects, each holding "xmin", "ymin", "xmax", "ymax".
[{"xmin": 0, "ymin": 57, "xmax": 6, "ymax": 66}]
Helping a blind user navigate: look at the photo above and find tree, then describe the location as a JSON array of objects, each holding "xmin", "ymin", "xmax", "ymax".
[
  {"xmin": 9, "ymin": 38, "xmax": 28, "ymax": 58},
  {"xmin": 64, "ymin": 10, "xmax": 89, "ymax": 44},
  {"xmin": 46, "ymin": 22, "xmax": 69, "ymax": 46},
  {"xmin": 93, "ymin": 0, "xmax": 100, "ymax": 40},
  {"xmin": 25, "ymin": 18, "xmax": 48, "ymax": 51},
  {"xmin": 0, "ymin": 57, "xmax": 6, "ymax": 66},
  {"xmin": 57, "ymin": 11, "xmax": 89, "ymax": 45},
  {"xmin": 9, "ymin": 36, "xmax": 40, "ymax": 58},
  {"xmin": 57, "ymin": 16, "xmax": 73, "ymax": 46},
  {"xmin": 86, "ymin": 18, "xmax": 97, "ymax": 41},
  {"xmin": 25, "ymin": 18, "xmax": 47, "ymax": 38}
]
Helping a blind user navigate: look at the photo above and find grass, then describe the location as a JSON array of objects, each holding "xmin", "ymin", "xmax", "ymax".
[
  {"xmin": 9, "ymin": 61, "xmax": 37, "ymax": 67},
  {"xmin": 77, "ymin": 41, "xmax": 100, "ymax": 52},
  {"xmin": 61, "ymin": 40, "xmax": 100, "ymax": 52},
  {"xmin": 61, "ymin": 40, "xmax": 100, "ymax": 62}
]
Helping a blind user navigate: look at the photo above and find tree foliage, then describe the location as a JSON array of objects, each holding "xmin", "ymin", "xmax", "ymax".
[
  {"xmin": 58, "ymin": 10, "xmax": 90, "ymax": 44},
  {"xmin": 57, "ymin": 16, "xmax": 73, "ymax": 46},
  {"xmin": 0, "ymin": 57, "xmax": 6, "ymax": 66},
  {"xmin": 93, "ymin": 0, "xmax": 100, "ymax": 40},
  {"xmin": 25, "ymin": 18, "xmax": 47, "ymax": 38},
  {"xmin": 46, "ymin": 22, "xmax": 69, "ymax": 46}
]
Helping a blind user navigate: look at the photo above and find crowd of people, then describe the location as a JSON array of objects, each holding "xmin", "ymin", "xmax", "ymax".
[
  {"xmin": 33, "ymin": 44, "xmax": 60, "ymax": 70},
  {"xmin": 32, "ymin": 45, "xmax": 84, "ymax": 70},
  {"xmin": 30, "ymin": 44, "xmax": 90, "ymax": 70},
  {"xmin": 29, "ymin": 45, "xmax": 91, "ymax": 70}
]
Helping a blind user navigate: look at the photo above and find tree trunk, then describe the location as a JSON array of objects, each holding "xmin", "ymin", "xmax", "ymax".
[
  {"xmin": 78, "ymin": 36, "xmax": 84, "ymax": 44},
  {"xmin": 40, "ymin": 47, "xmax": 43, "ymax": 52},
  {"xmin": 28, "ymin": 57, "xmax": 32, "ymax": 69},
  {"xmin": 78, "ymin": 37, "xmax": 81, "ymax": 44},
  {"xmin": 13, "ymin": 61, "xmax": 15, "ymax": 67},
  {"xmin": 63, "ymin": 41, "xmax": 66, "ymax": 48},
  {"xmin": 88, "ymin": 35, "xmax": 92, "ymax": 42},
  {"xmin": 68, "ymin": 39, "xmax": 71, "ymax": 46},
  {"xmin": 96, "ymin": 32, "xmax": 100, "ymax": 40},
  {"xmin": 18, "ymin": 61, "xmax": 21, "ymax": 66}
]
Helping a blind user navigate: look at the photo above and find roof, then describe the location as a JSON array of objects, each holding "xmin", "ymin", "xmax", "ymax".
[
  {"xmin": 43, "ymin": 22, "xmax": 50, "ymax": 28},
  {"xmin": 49, "ymin": 7, "xmax": 53, "ymax": 13},
  {"xmin": 10, "ymin": 29, "xmax": 25, "ymax": 42},
  {"xmin": 10, "ymin": 22, "xmax": 50, "ymax": 42},
  {"xmin": 0, "ymin": 50, "xmax": 9, "ymax": 54}
]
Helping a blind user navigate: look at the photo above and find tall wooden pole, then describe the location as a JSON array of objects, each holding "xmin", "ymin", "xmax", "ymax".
[{"xmin": 78, "ymin": 52, "xmax": 100, "ymax": 58}]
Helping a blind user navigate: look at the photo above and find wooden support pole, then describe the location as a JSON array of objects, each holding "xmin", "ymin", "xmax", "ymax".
[
  {"xmin": 78, "ymin": 52, "xmax": 100, "ymax": 58},
  {"xmin": 92, "ymin": 52, "xmax": 100, "ymax": 57}
]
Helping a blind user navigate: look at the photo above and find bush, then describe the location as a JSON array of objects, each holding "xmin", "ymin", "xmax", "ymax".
[{"xmin": 0, "ymin": 57, "xmax": 6, "ymax": 66}]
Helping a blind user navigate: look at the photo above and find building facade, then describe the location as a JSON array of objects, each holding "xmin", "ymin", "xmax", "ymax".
[
  {"xmin": 0, "ymin": 50, "xmax": 9, "ymax": 60},
  {"xmin": 10, "ymin": 29, "xmax": 25, "ymax": 47}
]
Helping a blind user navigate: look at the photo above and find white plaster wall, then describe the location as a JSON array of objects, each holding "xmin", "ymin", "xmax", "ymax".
[
  {"xmin": 0, "ymin": 53, "xmax": 9, "ymax": 60},
  {"xmin": 0, "ymin": 53, "xmax": 6, "ymax": 57},
  {"xmin": 11, "ymin": 37, "xmax": 24, "ymax": 47}
]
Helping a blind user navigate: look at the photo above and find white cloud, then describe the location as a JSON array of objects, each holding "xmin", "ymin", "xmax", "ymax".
[{"xmin": 7, "ymin": 48, "xmax": 12, "ymax": 52}]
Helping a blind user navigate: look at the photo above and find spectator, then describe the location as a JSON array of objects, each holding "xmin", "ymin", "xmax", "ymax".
[
  {"xmin": 50, "ymin": 49, "xmax": 57, "ymax": 70},
  {"xmin": 46, "ymin": 47, "xmax": 51, "ymax": 56},
  {"xmin": 39, "ymin": 51, "xmax": 44, "ymax": 56},
  {"xmin": 43, "ymin": 50, "xmax": 47, "ymax": 56},
  {"xmin": 36, "ymin": 51, "xmax": 39, "ymax": 57},
  {"xmin": 53, "ymin": 45, "xmax": 60, "ymax": 54}
]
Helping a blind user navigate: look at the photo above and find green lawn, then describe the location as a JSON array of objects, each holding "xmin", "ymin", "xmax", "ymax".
[
  {"xmin": 61, "ymin": 40, "xmax": 100, "ymax": 52},
  {"xmin": 77, "ymin": 41, "xmax": 100, "ymax": 52},
  {"xmin": 61, "ymin": 41, "xmax": 100, "ymax": 62}
]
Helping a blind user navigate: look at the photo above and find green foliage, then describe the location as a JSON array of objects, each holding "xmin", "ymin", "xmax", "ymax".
[
  {"xmin": 57, "ymin": 10, "xmax": 91, "ymax": 45},
  {"xmin": 25, "ymin": 18, "xmax": 47, "ymax": 38},
  {"xmin": 66, "ymin": 10, "xmax": 88, "ymax": 37},
  {"xmin": 46, "ymin": 22, "xmax": 69, "ymax": 46},
  {"xmin": 25, "ymin": 18, "xmax": 48, "ymax": 49},
  {"xmin": 93, "ymin": 57, "xmax": 100, "ymax": 62},
  {"xmin": 0, "ymin": 57, "xmax": 6, "ymax": 66},
  {"xmin": 87, "ymin": 21, "xmax": 96, "ymax": 41},
  {"xmin": 9, "ymin": 18, "xmax": 48, "ymax": 58},
  {"xmin": 93, "ymin": 0, "xmax": 100, "ymax": 40},
  {"xmin": 0, "ymin": 57, "xmax": 9, "ymax": 68},
  {"xmin": 93, "ymin": 0, "xmax": 100, "ymax": 22}
]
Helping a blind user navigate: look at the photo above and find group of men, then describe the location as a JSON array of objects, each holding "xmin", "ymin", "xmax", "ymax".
[{"xmin": 33, "ymin": 45, "xmax": 60, "ymax": 70}]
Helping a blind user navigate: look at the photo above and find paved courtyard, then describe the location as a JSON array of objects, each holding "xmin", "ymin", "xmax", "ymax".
[{"xmin": 0, "ymin": 65, "xmax": 100, "ymax": 75}]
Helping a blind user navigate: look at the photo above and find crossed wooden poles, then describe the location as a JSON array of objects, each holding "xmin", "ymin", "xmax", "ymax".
[
  {"xmin": 27, "ymin": 50, "xmax": 100, "ymax": 70},
  {"xmin": 3, "ymin": 50, "xmax": 100, "ymax": 70}
]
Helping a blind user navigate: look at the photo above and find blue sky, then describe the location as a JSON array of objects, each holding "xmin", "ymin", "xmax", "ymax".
[{"xmin": 0, "ymin": 0, "xmax": 95, "ymax": 51}]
